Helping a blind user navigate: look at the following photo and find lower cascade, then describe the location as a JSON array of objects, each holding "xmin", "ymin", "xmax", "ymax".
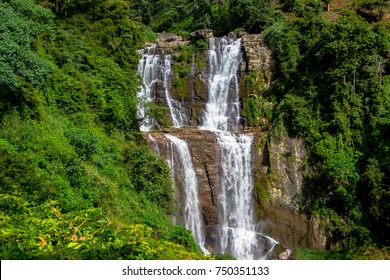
[
  {"xmin": 217, "ymin": 132, "xmax": 257, "ymax": 259},
  {"xmin": 164, "ymin": 134, "xmax": 208, "ymax": 254},
  {"xmin": 138, "ymin": 35, "xmax": 279, "ymax": 259}
]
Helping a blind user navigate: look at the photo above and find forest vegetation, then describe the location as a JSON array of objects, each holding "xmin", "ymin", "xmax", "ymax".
[{"xmin": 0, "ymin": 0, "xmax": 389, "ymax": 259}]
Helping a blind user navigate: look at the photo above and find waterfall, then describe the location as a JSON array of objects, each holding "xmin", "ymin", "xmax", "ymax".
[
  {"xmin": 162, "ymin": 55, "xmax": 189, "ymax": 128},
  {"xmin": 136, "ymin": 45, "xmax": 159, "ymax": 132},
  {"xmin": 202, "ymin": 39, "xmax": 257, "ymax": 255},
  {"xmin": 202, "ymin": 38, "xmax": 242, "ymax": 132},
  {"xmin": 137, "ymin": 45, "xmax": 188, "ymax": 132},
  {"xmin": 217, "ymin": 132, "xmax": 257, "ymax": 259},
  {"xmin": 165, "ymin": 134, "xmax": 208, "ymax": 254},
  {"xmin": 138, "ymin": 37, "xmax": 278, "ymax": 260},
  {"xmin": 202, "ymin": 37, "xmax": 276, "ymax": 259}
]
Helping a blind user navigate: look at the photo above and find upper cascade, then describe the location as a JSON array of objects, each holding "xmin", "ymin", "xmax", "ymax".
[
  {"xmin": 137, "ymin": 45, "xmax": 188, "ymax": 132},
  {"xmin": 136, "ymin": 45, "xmax": 158, "ymax": 132},
  {"xmin": 201, "ymin": 37, "xmax": 242, "ymax": 132}
]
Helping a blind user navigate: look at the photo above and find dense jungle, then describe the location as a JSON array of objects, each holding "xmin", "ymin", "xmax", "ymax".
[{"xmin": 0, "ymin": 0, "xmax": 389, "ymax": 259}]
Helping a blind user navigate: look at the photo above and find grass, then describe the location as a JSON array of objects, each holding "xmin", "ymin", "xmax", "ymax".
[{"xmin": 295, "ymin": 246, "xmax": 390, "ymax": 260}]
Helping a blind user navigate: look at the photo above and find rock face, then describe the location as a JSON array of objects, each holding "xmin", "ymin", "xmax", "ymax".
[
  {"xmin": 190, "ymin": 29, "xmax": 214, "ymax": 39},
  {"xmin": 268, "ymin": 134, "xmax": 306, "ymax": 212},
  {"xmin": 252, "ymin": 130, "xmax": 326, "ymax": 249},
  {"xmin": 156, "ymin": 33, "xmax": 190, "ymax": 49},
  {"xmin": 242, "ymin": 34, "xmax": 274, "ymax": 72},
  {"xmin": 240, "ymin": 34, "xmax": 274, "ymax": 93},
  {"xmin": 169, "ymin": 52, "xmax": 209, "ymax": 126}
]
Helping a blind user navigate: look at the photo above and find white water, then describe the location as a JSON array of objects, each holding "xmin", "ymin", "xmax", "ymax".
[
  {"xmin": 217, "ymin": 132, "xmax": 258, "ymax": 259},
  {"xmin": 202, "ymin": 38, "xmax": 276, "ymax": 259},
  {"xmin": 165, "ymin": 134, "xmax": 208, "ymax": 254},
  {"xmin": 202, "ymin": 38, "xmax": 242, "ymax": 132},
  {"xmin": 162, "ymin": 55, "xmax": 189, "ymax": 127},
  {"xmin": 137, "ymin": 45, "xmax": 159, "ymax": 132},
  {"xmin": 137, "ymin": 46, "xmax": 188, "ymax": 131}
]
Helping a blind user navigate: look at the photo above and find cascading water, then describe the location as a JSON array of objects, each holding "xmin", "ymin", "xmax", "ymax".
[
  {"xmin": 165, "ymin": 134, "xmax": 208, "ymax": 254},
  {"xmin": 162, "ymin": 55, "xmax": 189, "ymax": 127},
  {"xmin": 217, "ymin": 133, "xmax": 257, "ymax": 259},
  {"xmin": 137, "ymin": 45, "xmax": 159, "ymax": 132},
  {"xmin": 137, "ymin": 45, "xmax": 188, "ymax": 132},
  {"xmin": 137, "ymin": 37, "xmax": 279, "ymax": 259},
  {"xmin": 202, "ymin": 38, "xmax": 242, "ymax": 132},
  {"xmin": 202, "ymin": 37, "xmax": 277, "ymax": 259}
]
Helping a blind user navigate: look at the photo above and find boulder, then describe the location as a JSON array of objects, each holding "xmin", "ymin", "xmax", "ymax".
[
  {"xmin": 190, "ymin": 29, "xmax": 214, "ymax": 39},
  {"xmin": 156, "ymin": 33, "xmax": 190, "ymax": 49}
]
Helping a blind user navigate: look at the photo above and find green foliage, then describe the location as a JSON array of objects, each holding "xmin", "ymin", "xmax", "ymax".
[
  {"xmin": 65, "ymin": 129, "xmax": 102, "ymax": 160},
  {"xmin": 141, "ymin": 0, "xmax": 281, "ymax": 36},
  {"xmin": 0, "ymin": 0, "xmax": 54, "ymax": 114},
  {"xmin": 255, "ymin": 182, "xmax": 270, "ymax": 200},
  {"xmin": 295, "ymin": 246, "xmax": 390, "ymax": 260},
  {"xmin": 356, "ymin": 0, "xmax": 390, "ymax": 21},
  {"xmin": 211, "ymin": 0, "xmax": 281, "ymax": 35},
  {"xmin": 242, "ymin": 97, "xmax": 273, "ymax": 127},
  {"xmin": 0, "ymin": 199, "xmax": 209, "ymax": 259},
  {"xmin": 124, "ymin": 144, "xmax": 173, "ymax": 211},
  {"xmin": 40, "ymin": 1, "xmax": 143, "ymax": 133},
  {"xmin": 266, "ymin": 12, "xmax": 390, "ymax": 248},
  {"xmin": 0, "ymin": 0, "xmax": 207, "ymax": 260},
  {"xmin": 285, "ymin": 0, "xmax": 304, "ymax": 14}
]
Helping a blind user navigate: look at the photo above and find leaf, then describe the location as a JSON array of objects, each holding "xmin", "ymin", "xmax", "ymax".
[
  {"xmin": 39, "ymin": 237, "xmax": 46, "ymax": 246},
  {"xmin": 67, "ymin": 242, "xmax": 82, "ymax": 249}
]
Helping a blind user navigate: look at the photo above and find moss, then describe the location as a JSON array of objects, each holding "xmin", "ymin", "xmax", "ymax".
[
  {"xmin": 281, "ymin": 151, "xmax": 295, "ymax": 161},
  {"xmin": 242, "ymin": 96, "xmax": 274, "ymax": 127},
  {"xmin": 245, "ymin": 71, "xmax": 267, "ymax": 95},
  {"xmin": 255, "ymin": 181, "xmax": 270, "ymax": 200},
  {"xmin": 172, "ymin": 78, "xmax": 188, "ymax": 98},
  {"xmin": 193, "ymin": 38, "xmax": 208, "ymax": 51},
  {"xmin": 195, "ymin": 53, "xmax": 206, "ymax": 69},
  {"xmin": 173, "ymin": 63, "xmax": 190, "ymax": 78}
]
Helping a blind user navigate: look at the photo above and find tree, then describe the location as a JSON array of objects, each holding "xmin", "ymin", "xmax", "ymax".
[
  {"xmin": 322, "ymin": 0, "xmax": 334, "ymax": 12},
  {"xmin": 357, "ymin": 0, "xmax": 390, "ymax": 21},
  {"xmin": 0, "ymin": 0, "xmax": 54, "ymax": 113}
]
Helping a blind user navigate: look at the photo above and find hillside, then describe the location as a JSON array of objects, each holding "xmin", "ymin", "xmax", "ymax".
[
  {"xmin": 0, "ymin": 0, "xmax": 209, "ymax": 260},
  {"xmin": 0, "ymin": 0, "xmax": 389, "ymax": 259}
]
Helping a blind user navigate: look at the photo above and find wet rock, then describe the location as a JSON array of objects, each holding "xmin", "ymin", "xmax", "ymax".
[
  {"xmin": 228, "ymin": 31, "xmax": 237, "ymax": 39},
  {"xmin": 278, "ymin": 249, "xmax": 292, "ymax": 260}
]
